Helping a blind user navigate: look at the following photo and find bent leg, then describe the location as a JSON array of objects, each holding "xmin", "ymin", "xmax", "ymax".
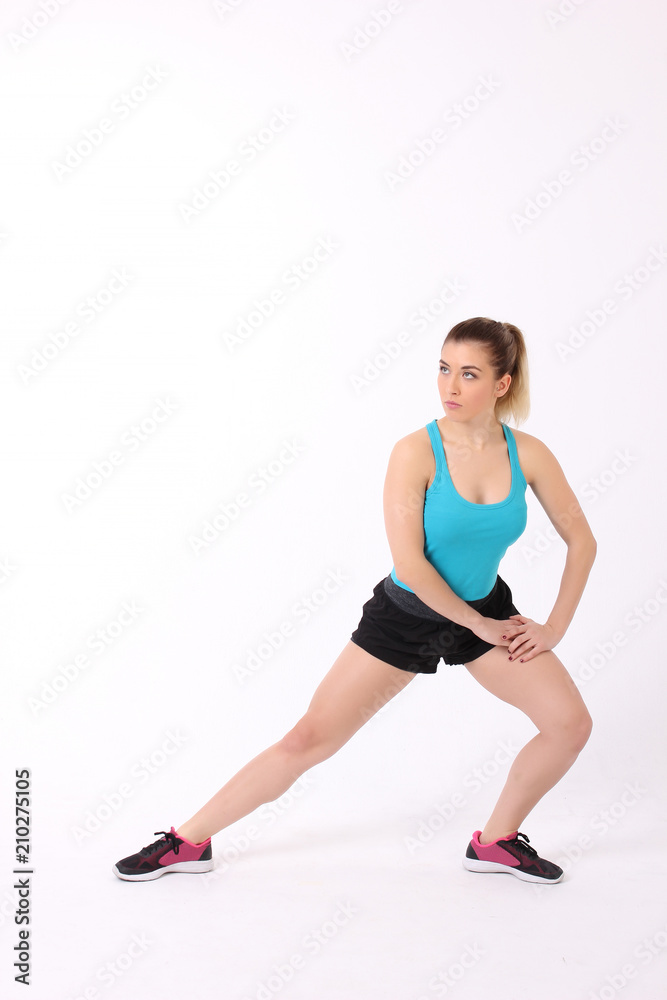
[
  {"xmin": 463, "ymin": 645, "xmax": 593, "ymax": 843},
  {"xmin": 177, "ymin": 641, "xmax": 417, "ymax": 843}
]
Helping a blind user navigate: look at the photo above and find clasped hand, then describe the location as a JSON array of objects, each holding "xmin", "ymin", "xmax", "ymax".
[
  {"xmin": 503, "ymin": 614, "xmax": 560, "ymax": 663},
  {"xmin": 476, "ymin": 614, "xmax": 561, "ymax": 663}
]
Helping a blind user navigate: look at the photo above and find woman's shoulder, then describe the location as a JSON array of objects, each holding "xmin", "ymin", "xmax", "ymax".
[
  {"xmin": 387, "ymin": 424, "xmax": 435, "ymax": 475},
  {"xmin": 509, "ymin": 426, "xmax": 549, "ymax": 453},
  {"xmin": 508, "ymin": 427, "xmax": 557, "ymax": 487},
  {"xmin": 391, "ymin": 423, "xmax": 434, "ymax": 453}
]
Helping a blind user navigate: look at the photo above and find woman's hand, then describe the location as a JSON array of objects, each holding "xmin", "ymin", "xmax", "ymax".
[
  {"xmin": 504, "ymin": 614, "xmax": 561, "ymax": 663},
  {"xmin": 473, "ymin": 616, "xmax": 527, "ymax": 648}
]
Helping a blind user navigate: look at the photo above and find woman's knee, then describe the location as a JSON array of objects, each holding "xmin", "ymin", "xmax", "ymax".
[
  {"xmin": 577, "ymin": 707, "xmax": 594, "ymax": 749},
  {"xmin": 545, "ymin": 703, "xmax": 593, "ymax": 753},
  {"xmin": 278, "ymin": 713, "xmax": 341, "ymax": 764}
]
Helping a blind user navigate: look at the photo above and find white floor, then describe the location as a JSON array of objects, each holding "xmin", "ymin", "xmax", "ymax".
[{"xmin": 5, "ymin": 739, "xmax": 665, "ymax": 1000}]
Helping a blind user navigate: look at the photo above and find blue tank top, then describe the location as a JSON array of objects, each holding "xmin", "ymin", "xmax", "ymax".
[{"xmin": 390, "ymin": 419, "xmax": 528, "ymax": 601}]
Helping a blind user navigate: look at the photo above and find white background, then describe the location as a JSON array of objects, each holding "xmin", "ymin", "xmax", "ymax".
[{"xmin": 2, "ymin": 1, "xmax": 666, "ymax": 998}]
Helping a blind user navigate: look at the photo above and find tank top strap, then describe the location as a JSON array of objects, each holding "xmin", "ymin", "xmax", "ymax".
[
  {"xmin": 502, "ymin": 423, "xmax": 527, "ymax": 489},
  {"xmin": 425, "ymin": 419, "xmax": 447, "ymax": 491}
]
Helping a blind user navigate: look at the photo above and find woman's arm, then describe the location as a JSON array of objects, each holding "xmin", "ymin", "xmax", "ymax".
[
  {"xmin": 508, "ymin": 434, "xmax": 597, "ymax": 662},
  {"xmin": 544, "ymin": 539, "xmax": 597, "ymax": 641},
  {"xmin": 383, "ymin": 433, "xmax": 486, "ymax": 630}
]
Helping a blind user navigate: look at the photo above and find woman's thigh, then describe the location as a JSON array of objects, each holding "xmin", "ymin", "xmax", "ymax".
[
  {"xmin": 463, "ymin": 644, "xmax": 592, "ymax": 737},
  {"xmin": 287, "ymin": 640, "xmax": 417, "ymax": 755}
]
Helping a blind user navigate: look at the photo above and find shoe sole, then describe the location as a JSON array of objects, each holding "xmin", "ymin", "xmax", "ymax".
[
  {"xmin": 462, "ymin": 858, "xmax": 563, "ymax": 883},
  {"xmin": 112, "ymin": 860, "xmax": 214, "ymax": 881}
]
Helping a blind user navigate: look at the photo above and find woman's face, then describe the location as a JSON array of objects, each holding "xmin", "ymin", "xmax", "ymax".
[{"xmin": 437, "ymin": 340, "xmax": 510, "ymax": 421}]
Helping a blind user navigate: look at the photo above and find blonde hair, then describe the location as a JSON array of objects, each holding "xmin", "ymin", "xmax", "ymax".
[{"xmin": 442, "ymin": 317, "xmax": 530, "ymax": 427}]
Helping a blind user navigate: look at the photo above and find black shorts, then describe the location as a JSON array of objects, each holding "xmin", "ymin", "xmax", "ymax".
[{"xmin": 349, "ymin": 574, "xmax": 520, "ymax": 674}]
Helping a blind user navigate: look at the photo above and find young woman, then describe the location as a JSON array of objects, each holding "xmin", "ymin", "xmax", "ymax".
[{"xmin": 113, "ymin": 317, "xmax": 596, "ymax": 885}]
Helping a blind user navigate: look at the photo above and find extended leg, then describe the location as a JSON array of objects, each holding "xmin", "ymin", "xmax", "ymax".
[{"xmin": 177, "ymin": 641, "xmax": 417, "ymax": 844}]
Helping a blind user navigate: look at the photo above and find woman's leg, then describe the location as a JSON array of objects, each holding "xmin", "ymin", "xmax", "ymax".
[
  {"xmin": 176, "ymin": 641, "xmax": 417, "ymax": 844},
  {"xmin": 463, "ymin": 645, "xmax": 593, "ymax": 844}
]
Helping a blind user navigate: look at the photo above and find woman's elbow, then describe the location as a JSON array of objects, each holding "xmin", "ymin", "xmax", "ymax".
[
  {"xmin": 393, "ymin": 557, "xmax": 426, "ymax": 588},
  {"xmin": 568, "ymin": 533, "xmax": 597, "ymax": 558}
]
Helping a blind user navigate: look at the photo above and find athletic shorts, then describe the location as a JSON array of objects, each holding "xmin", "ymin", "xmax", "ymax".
[{"xmin": 349, "ymin": 574, "xmax": 520, "ymax": 674}]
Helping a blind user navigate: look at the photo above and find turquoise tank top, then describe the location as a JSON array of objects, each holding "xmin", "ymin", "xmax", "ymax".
[{"xmin": 390, "ymin": 419, "xmax": 528, "ymax": 601}]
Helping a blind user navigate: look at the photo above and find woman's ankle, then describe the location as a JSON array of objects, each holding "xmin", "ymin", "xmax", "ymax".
[
  {"xmin": 478, "ymin": 827, "xmax": 518, "ymax": 845},
  {"xmin": 176, "ymin": 824, "xmax": 210, "ymax": 845}
]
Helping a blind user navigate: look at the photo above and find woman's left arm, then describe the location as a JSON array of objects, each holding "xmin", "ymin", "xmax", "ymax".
[{"xmin": 506, "ymin": 434, "xmax": 597, "ymax": 664}]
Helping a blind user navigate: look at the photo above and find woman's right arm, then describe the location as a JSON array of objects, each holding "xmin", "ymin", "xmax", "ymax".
[{"xmin": 382, "ymin": 434, "xmax": 516, "ymax": 645}]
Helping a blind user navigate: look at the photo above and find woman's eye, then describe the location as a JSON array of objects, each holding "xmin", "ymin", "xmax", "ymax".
[{"xmin": 439, "ymin": 366, "xmax": 475, "ymax": 379}]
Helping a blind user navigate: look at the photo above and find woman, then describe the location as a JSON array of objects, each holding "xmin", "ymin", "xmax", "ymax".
[{"xmin": 113, "ymin": 317, "xmax": 596, "ymax": 885}]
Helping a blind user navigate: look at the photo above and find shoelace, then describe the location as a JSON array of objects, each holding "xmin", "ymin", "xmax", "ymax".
[
  {"xmin": 507, "ymin": 831, "xmax": 538, "ymax": 857},
  {"xmin": 139, "ymin": 829, "xmax": 180, "ymax": 857}
]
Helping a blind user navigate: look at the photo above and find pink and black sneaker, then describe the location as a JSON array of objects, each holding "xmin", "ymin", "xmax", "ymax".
[
  {"xmin": 113, "ymin": 827, "xmax": 214, "ymax": 881},
  {"xmin": 463, "ymin": 829, "xmax": 563, "ymax": 883}
]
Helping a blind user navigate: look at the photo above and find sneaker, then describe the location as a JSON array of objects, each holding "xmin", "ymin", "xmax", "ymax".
[
  {"xmin": 113, "ymin": 827, "xmax": 214, "ymax": 881},
  {"xmin": 462, "ymin": 829, "xmax": 563, "ymax": 884}
]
